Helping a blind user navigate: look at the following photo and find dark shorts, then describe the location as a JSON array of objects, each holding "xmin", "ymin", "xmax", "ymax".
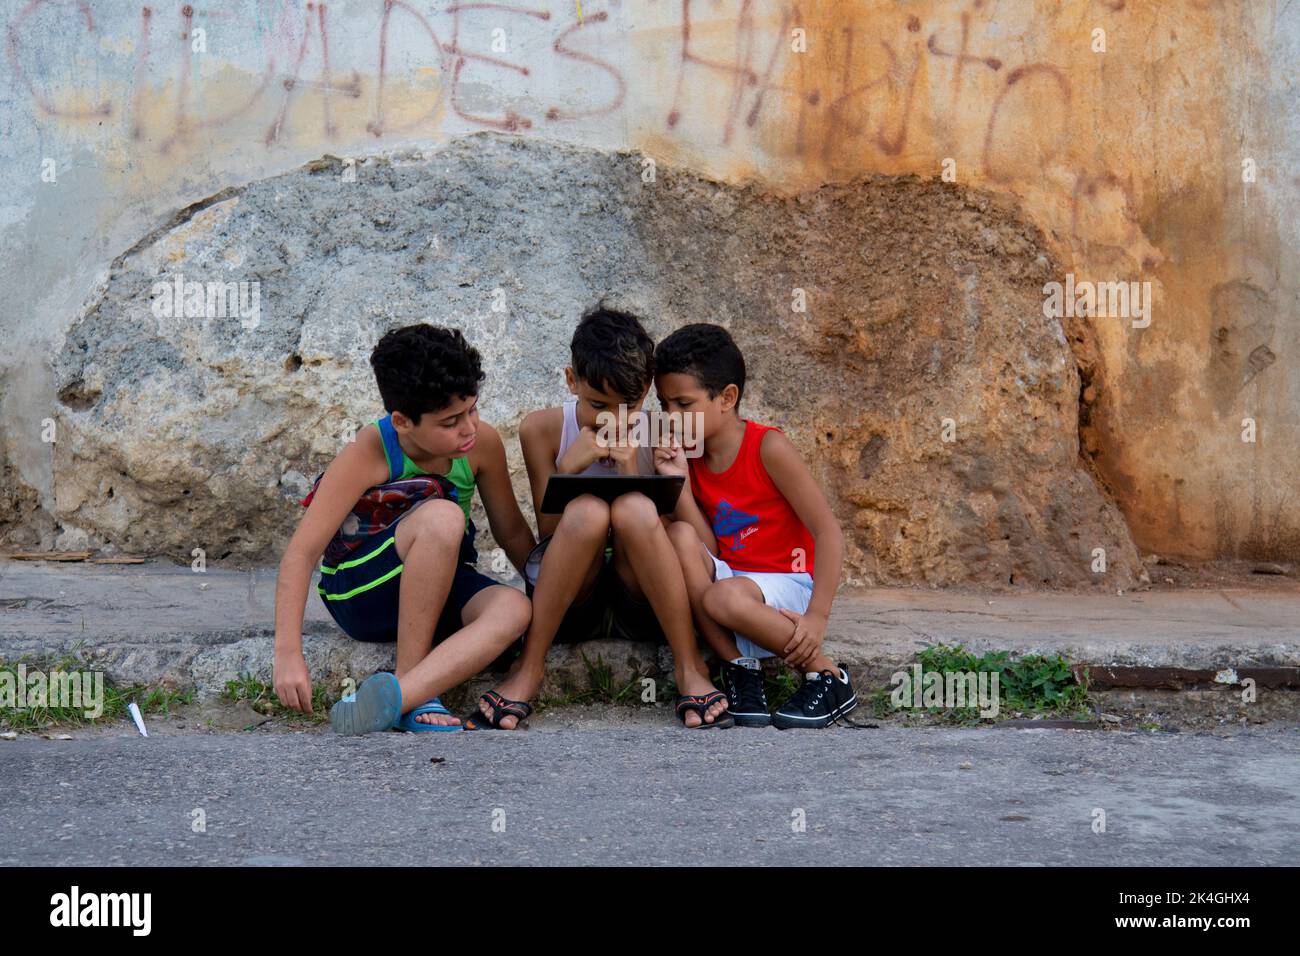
[
  {"xmin": 317, "ymin": 516, "xmax": 499, "ymax": 644},
  {"xmin": 524, "ymin": 534, "xmax": 667, "ymax": 645}
]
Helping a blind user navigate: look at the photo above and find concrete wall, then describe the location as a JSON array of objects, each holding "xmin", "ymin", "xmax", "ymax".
[{"xmin": 2, "ymin": 0, "xmax": 1298, "ymax": 564}]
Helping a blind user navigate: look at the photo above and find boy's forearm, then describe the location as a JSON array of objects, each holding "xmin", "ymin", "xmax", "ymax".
[
  {"xmin": 484, "ymin": 506, "xmax": 537, "ymax": 574},
  {"xmin": 806, "ymin": 529, "xmax": 843, "ymax": 620},
  {"xmin": 555, "ymin": 444, "xmax": 594, "ymax": 475},
  {"xmin": 274, "ymin": 551, "xmax": 316, "ymax": 652},
  {"xmin": 503, "ymin": 526, "xmax": 536, "ymax": 575}
]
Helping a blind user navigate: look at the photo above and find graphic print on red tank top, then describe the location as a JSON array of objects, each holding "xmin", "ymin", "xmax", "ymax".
[{"xmin": 688, "ymin": 420, "xmax": 816, "ymax": 575}]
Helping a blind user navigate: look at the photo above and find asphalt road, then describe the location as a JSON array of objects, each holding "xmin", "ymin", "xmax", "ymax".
[{"xmin": 2, "ymin": 723, "xmax": 1297, "ymax": 866}]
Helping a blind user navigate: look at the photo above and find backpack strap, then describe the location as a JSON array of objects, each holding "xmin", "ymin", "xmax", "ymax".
[
  {"xmin": 375, "ymin": 415, "xmax": 405, "ymax": 484},
  {"xmin": 302, "ymin": 417, "xmax": 400, "ymax": 508}
]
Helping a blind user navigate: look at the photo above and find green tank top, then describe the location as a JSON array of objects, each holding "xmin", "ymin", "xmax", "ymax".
[{"xmin": 375, "ymin": 417, "xmax": 475, "ymax": 530}]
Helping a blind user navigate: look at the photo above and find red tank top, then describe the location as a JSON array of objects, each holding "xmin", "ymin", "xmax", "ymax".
[{"xmin": 688, "ymin": 420, "xmax": 815, "ymax": 576}]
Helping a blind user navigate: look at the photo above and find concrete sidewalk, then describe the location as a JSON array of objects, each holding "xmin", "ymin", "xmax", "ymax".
[
  {"xmin": 2, "ymin": 558, "xmax": 1298, "ymax": 701},
  {"xmin": 4, "ymin": 726, "xmax": 1297, "ymax": 865}
]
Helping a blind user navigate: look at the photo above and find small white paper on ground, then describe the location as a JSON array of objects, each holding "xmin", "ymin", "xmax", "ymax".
[{"xmin": 128, "ymin": 701, "xmax": 148, "ymax": 737}]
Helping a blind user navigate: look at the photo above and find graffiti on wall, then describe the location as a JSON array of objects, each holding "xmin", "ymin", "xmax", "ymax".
[
  {"xmin": 7, "ymin": 0, "xmax": 1097, "ymax": 178},
  {"xmin": 5, "ymin": 0, "xmax": 1240, "ymax": 252}
]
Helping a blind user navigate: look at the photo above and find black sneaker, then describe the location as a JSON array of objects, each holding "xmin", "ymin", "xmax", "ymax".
[
  {"xmin": 773, "ymin": 666, "xmax": 858, "ymax": 729},
  {"xmin": 720, "ymin": 659, "xmax": 771, "ymax": 727}
]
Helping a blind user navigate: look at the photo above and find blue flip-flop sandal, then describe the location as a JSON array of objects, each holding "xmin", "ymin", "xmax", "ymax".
[
  {"xmin": 395, "ymin": 697, "xmax": 462, "ymax": 732},
  {"xmin": 329, "ymin": 672, "xmax": 402, "ymax": 735}
]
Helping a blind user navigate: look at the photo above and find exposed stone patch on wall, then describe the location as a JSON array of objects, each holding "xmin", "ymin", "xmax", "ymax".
[{"xmin": 45, "ymin": 134, "xmax": 1140, "ymax": 587}]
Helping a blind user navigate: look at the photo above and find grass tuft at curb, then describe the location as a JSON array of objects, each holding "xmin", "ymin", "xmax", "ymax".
[
  {"xmin": 871, "ymin": 643, "xmax": 1093, "ymax": 725},
  {"xmin": 1, "ymin": 651, "xmax": 195, "ymax": 732}
]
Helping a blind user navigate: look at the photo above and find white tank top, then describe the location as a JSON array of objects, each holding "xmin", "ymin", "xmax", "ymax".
[
  {"xmin": 557, "ymin": 398, "xmax": 656, "ymax": 475},
  {"xmin": 524, "ymin": 399, "xmax": 659, "ymax": 587}
]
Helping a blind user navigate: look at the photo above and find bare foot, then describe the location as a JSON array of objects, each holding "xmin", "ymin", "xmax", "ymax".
[
  {"xmin": 479, "ymin": 664, "xmax": 544, "ymax": 729},
  {"xmin": 413, "ymin": 710, "xmax": 461, "ymax": 727},
  {"xmin": 676, "ymin": 670, "xmax": 729, "ymax": 728}
]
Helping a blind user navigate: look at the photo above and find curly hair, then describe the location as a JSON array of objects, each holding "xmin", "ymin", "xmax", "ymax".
[
  {"xmin": 653, "ymin": 323, "xmax": 745, "ymax": 405},
  {"xmin": 570, "ymin": 306, "xmax": 656, "ymax": 402},
  {"xmin": 370, "ymin": 324, "xmax": 485, "ymax": 423}
]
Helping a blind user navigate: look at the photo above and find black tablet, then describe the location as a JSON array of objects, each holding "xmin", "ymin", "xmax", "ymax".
[{"xmin": 540, "ymin": 474, "xmax": 685, "ymax": 515}]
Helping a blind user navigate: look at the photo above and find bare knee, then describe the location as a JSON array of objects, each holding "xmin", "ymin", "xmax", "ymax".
[
  {"xmin": 702, "ymin": 578, "xmax": 756, "ymax": 625},
  {"xmin": 496, "ymin": 588, "xmax": 533, "ymax": 643},
  {"xmin": 557, "ymin": 493, "xmax": 610, "ymax": 539},
  {"xmin": 609, "ymin": 492, "xmax": 659, "ymax": 536},
  {"xmin": 399, "ymin": 498, "xmax": 464, "ymax": 550}
]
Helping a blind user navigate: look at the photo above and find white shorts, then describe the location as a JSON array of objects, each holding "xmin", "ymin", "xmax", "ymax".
[{"xmin": 708, "ymin": 551, "xmax": 813, "ymax": 660}]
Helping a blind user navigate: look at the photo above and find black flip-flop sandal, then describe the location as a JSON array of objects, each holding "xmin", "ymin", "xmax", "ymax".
[
  {"xmin": 462, "ymin": 690, "xmax": 533, "ymax": 730},
  {"xmin": 675, "ymin": 691, "xmax": 735, "ymax": 729}
]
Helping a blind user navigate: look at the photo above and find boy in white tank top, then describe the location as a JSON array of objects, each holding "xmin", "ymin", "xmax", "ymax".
[
  {"xmin": 556, "ymin": 395, "xmax": 656, "ymax": 477},
  {"xmin": 463, "ymin": 307, "xmax": 732, "ymax": 730}
]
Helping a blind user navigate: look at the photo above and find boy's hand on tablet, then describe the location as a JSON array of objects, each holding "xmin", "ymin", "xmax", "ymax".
[
  {"xmin": 779, "ymin": 608, "xmax": 826, "ymax": 669},
  {"xmin": 654, "ymin": 436, "xmax": 687, "ymax": 478},
  {"xmin": 560, "ymin": 425, "xmax": 607, "ymax": 472},
  {"xmin": 605, "ymin": 437, "xmax": 641, "ymax": 475}
]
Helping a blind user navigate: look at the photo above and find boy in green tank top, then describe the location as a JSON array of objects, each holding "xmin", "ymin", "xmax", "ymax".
[{"xmin": 273, "ymin": 325, "xmax": 536, "ymax": 734}]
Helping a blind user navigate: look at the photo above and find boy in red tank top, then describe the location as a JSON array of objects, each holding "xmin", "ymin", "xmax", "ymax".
[{"xmin": 655, "ymin": 324, "xmax": 859, "ymax": 728}]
